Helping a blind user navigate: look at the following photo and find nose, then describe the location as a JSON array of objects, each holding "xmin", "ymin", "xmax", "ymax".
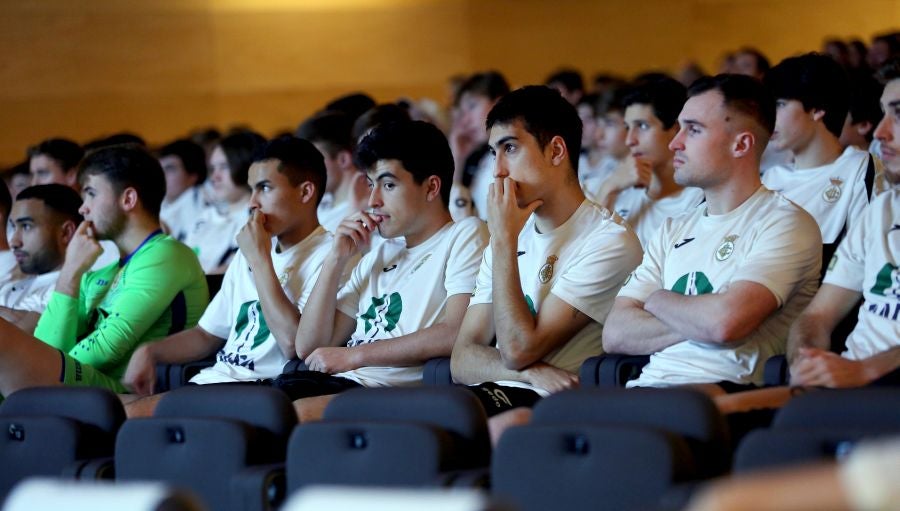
[
  {"xmin": 78, "ymin": 203, "xmax": 89, "ymax": 216},
  {"xmin": 367, "ymin": 184, "xmax": 382, "ymax": 209},
  {"xmin": 248, "ymin": 190, "xmax": 261, "ymax": 210},
  {"xmin": 492, "ymin": 155, "xmax": 508, "ymax": 179},
  {"xmin": 668, "ymin": 129, "xmax": 686, "ymax": 152},
  {"xmin": 625, "ymin": 127, "xmax": 638, "ymax": 147},
  {"xmin": 9, "ymin": 229, "xmax": 21, "ymax": 249},
  {"xmin": 873, "ymin": 115, "xmax": 892, "ymax": 142}
]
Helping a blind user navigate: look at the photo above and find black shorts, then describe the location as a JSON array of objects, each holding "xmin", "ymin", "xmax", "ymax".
[
  {"xmin": 464, "ymin": 382, "xmax": 542, "ymax": 417},
  {"xmin": 264, "ymin": 370, "xmax": 362, "ymax": 401},
  {"xmin": 715, "ymin": 381, "xmax": 761, "ymax": 394}
]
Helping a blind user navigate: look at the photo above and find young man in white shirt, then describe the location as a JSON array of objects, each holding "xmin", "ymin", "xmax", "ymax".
[
  {"xmin": 763, "ymin": 53, "xmax": 875, "ymax": 269},
  {"xmin": 290, "ymin": 120, "xmax": 489, "ymax": 421},
  {"xmin": 122, "ymin": 136, "xmax": 332, "ymax": 416},
  {"xmin": 591, "ymin": 77, "xmax": 705, "ymax": 246},
  {"xmin": 450, "ymin": 86, "xmax": 642, "ymax": 434},
  {"xmin": 0, "ymin": 184, "xmax": 82, "ymax": 333},
  {"xmin": 603, "ymin": 74, "xmax": 822, "ymax": 394},
  {"xmin": 157, "ymin": 139, "xmax": 209, "ymax": 242}
]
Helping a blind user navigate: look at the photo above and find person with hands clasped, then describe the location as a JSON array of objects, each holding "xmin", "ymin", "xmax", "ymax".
[
  {"xmin": 122, "ymin": 136, "xmax": 333, "ymax": 417},
  {"xmin": 449, "ymin": 86, "xmax": 642, "ymax": 443},
  {"xmin": 288, "ymin": 120, "xmax": 488, "ymax": 422},
  {"xmin": 0, "ymin": 145, "xmax": 208, "ymax": 399}
]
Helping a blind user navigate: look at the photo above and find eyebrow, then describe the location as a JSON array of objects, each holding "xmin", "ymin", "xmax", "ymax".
[
  {"xmin": 13, "ymin": 216, "xmax": 34, "ymax": 225},
  {"xmin": 252, "ymin": 180, "xmax": 271, "ymax": 189},
  {"xmin": 371, "ymin": 172, "xmax": 397, "ymax": 181},
  {"xmin": 680, "ymin": 119, "xmax": 706, "ymax": 128},
  {"xmin": 490, "ymin": 136, "xmax": 518, "ymax": 149}
]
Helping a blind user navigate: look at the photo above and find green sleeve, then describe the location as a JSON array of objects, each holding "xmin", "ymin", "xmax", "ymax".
[
  {"xmin": 33, "ymin": 274, "xmax": 94, "ymax": 352},
  {"xmin": 67, "ymin": 241, "xmax": 204, "ymax": 373}
]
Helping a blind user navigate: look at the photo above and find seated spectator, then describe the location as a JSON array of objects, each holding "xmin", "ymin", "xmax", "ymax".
[
  {"xmin": 157, "ymin": 138, "xmax": 210, "ymax": 241},
  {"xmin": 575, "ymin": 93, "xmax": 604, "ymax": 184},
  {"xmin": 0, "ymin": 144, "xmax": 208, "ymax": 397},
  {"xmin": 448, "ymin": 71, "xmax": 510, "ymax": 221},
  {"xmin": 545, "ymin": 68, "xmax": 585, "ymax": 106},
  {"xmin": 592, "ymin": 77, "xmax": 705, "ymax": 246},
  {"xmin": 717, "ymin": 62, "xmax": 900, "ymax": 414},
  {"xmin": 291, "ymin": 120, "xmax": 488, "ymax": 421},
  {"xmin": 840, "ymin": 74, "xmax": 885, "ymax": 160},
  {"xmin": 0, "ymin": 183, "xmax": 14, "ymax": 280},
  {"xmin": 183, "ymin": 130, "xmax": 265, "ymax": 274},
  {"xmin": 122, "ymin": 136, "xmax": 332, "ymax": 416},
  {"xmin": 581, "ymin": 85, "xmax": 632, "ymax": 197},
  {"xmin": 763, "ymin": 53, "xmax": 875, "ymax": 272},
  {"xmin": 0, "ymin": 185, "xmax": 82, "ymax": 333},
  {"xmin": 28, "ymin": 138, "xmax": 84, "ymax": 189},
  {"xmin": 297, "ymin": 111, "xmax": 369, "ymax": 232},
  {"xmin": 450, "ymin": 86, "xmax": 641, "ymax": 435},
  {"xmin": 4, "ymin": 161, "xmax": 31, "ymax": 201},
  {"xmin": 603, "ymin": 74, "xmax": 822, "ymax": 393}
]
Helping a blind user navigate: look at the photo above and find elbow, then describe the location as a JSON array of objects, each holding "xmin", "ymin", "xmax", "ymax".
[
  {"xmin": 707, "ymin": 318, "xmax": 750, "ymax": 345},
  {"xmin": 498, "ymin": 343, "xmax": 537, "ymax": 371}
]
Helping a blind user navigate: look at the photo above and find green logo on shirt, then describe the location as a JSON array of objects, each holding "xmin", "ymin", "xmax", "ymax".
[
  {"xmin": 672, "ymin": 272, "xmax": 714, "ymax": 296},
  {"xmin": 871, "ymin": 263, "xmax": 900, "ymax": 298},
  {"xmin": 234, "ymin": 300, "xmax": 271, "ymax": 349},
  {"xmin": 525, "ymin": 295, "xmax": 537, "ymax": 316},
  {"xmin": 361, "ymin": 292, "xmax": 403, "ymax": 338}
]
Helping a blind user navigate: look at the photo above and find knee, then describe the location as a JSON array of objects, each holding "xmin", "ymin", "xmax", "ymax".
[{"xmin": 488, "ymin": 407, "xmax": 533, "ymax": 446}]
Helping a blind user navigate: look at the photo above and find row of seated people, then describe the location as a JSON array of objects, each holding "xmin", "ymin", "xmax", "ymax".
[
  {"xmin": 0, "ymin": 56, "xmax": 895, "ymax": 451},
  {"xmin": 2, "ymin": 382, "xmax": 898, "ymax": 511}
]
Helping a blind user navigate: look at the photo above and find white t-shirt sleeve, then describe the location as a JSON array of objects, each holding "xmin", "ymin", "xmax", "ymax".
[
  {"xmin": 197, "ymin": 253, "xmax": 240, "ymax": 339},
  {"xmin": 846, "ymin": 155, "xmax": 872, "ymax": 232},
  {"xmin": 729, "ymin": 211, "xmax": 822, "ymax": 307},
  {"xmin": 823, "ymin": 201, "xmax": 868, "ymax": 293},
  {"xmin": 618, "ymin": 217, "xmax": 670, "ymax": 302},
  {"xmin": 550, "ymin": 227, "xmax": 642, "ymax": 323},
  {"xmin": 469, "ymin": 244, "xmax": 494, "ymax": 306},
  {"xmin": 335, "ymin": 252, "xmax": 371, "ymax": 319},
  {"xmin": 443, "ymin": 219, "xmax": 489, "ymax": 296}
]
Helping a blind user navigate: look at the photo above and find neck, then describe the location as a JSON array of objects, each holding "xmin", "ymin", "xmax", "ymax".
[
  {"xmin": 114, "ymin": 215, "xmax": 161, "ymax": 257},
  {"xmin": 330, "ymin": 172, "xmax": 357, "ymax": 203},
  {"xmin": 218, "ymin": 192, "xmax": 250, "ymax": 214},
  {"xmin": 404, "ymin": 209, "xmax": 453, "ymax": 248},
  {"xmin": 793, "ymin": 133, "xmax": 844, "ymax": 169},
  {"xmin": 647, "ymin": 161, "xmax": 682, "ymax": 200},
  {"xmin": 533, "ymin": 176, "xmax": 585, "ymax": 233},
  {"xmin": 0, "ymin": 237, "xmax": 8, "ymax": 252},
  {"xmin": 276, "ymin": 218, "xmax": 320, "ymax": 251},
  {"xmin": 703, "ymin": 166, "xmax": 762, "ymax": 215}
]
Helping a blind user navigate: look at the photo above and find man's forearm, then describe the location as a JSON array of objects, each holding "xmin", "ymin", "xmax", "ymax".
[
  {"xmin": 54, "ymin": 266, "xmax": 85, "ymax": 299},
  {"xmin": 147, "ymin": 328, "xmax": 224, "ymax": 364},
  {"xmin": 787, "ymin": 312, "xmax": 832, "ymax": 361},
  {"xmin": 351, "ymin": 323, "xmax": 457, "ymax": 368},
  {"xmin": 862, "ymin": 347, "xmax": 900, "ymax": 382},
  {"xmin": 492, "ymin": 238, "xmax": 542, "ymax": 369},
  {"xmin": 603, "ymin": 299, "xmax": 685, "ymax": 355},
  {"xmin": 295, "ymin": 257, "xmax": 347, "ymax": 358},
  {"xmin": 451, "ymin": 341, "xmax": 529, "ymax": 385},
  {"xmin": 249, "ymin": 254, "xmax": 301, "ymax": 358}
]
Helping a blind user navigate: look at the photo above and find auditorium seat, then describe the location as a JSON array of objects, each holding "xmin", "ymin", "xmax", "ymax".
[
  {"xmin": 115, "ymin": 385, "xmax": 297, "ymax": 511},
  {"xmin": 0, "ymin": 386, "xmax": 125, "ymax": 500},
  {"xmin": 579, "ymin": 354, "xmax": 650, "ymax": 387},
  {"xmin": 286, "ymin": 387, "xmax": 491, "ymax": 490}
]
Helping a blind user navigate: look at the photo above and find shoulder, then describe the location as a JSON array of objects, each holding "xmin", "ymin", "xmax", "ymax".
[{"xmin": 448, "ymin": 216, "xmax": 489, "ymax": 240}]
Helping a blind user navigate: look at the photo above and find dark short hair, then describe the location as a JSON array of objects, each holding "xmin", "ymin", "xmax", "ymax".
[
  {"xmin": 486, "ymin": 85, "xmax": 583, "ymax": 172},
  {"xmin": 28, "ymin": 138, "xmax": 84, "ymax": 171},
  {"xmin": 78, "ymin": 144, "xmax": 166, "ymax": 219},
  {"xmin": 296, "ymin": 111, "xmax": 355, "ymax": 157},
  {"xmin": 253, "ymin": 135, "xmax": 328, "ymax": 206},
  {"xmin": 218, "ymin": 131, "xmax": 266, "ymax": 191},
  {"xmin": 688, "ymin": 74, "xmax": 776, "ymax": 137},
  {"xmin": 546, "ymin": 69, "xmax": 585, "ymax": 93},
  {"xmin": 158, "ymin": 139, "xmax": 208, "ymax": 183},
  {"xmin": 351, "ymin": 104, "xmax": 412, "ymax": 143},
  {"xmin": 877, "ymin": 57, "xmax": 900, "ymax": 84},
  {"xmin": 847, "ymin": 74, "xmax": 885, "ymax": 142},
  {"xmin": 355, "ymin": 120, "xmax": 454, "ymax": 207},
  {"xmin": 16, "ymin": 184, "xmax": 84, "ymax": 225},
  {"xmin": 736, "ymin": 47, "xmax": 771, "ymax": 76},
  {"xmin": 0, "ymin": 178, "xmax": 10, "ymax": 220},
  {"xmin": 455, "ymin": 71, "xmax": 510, "ymax": 105},
  {"xmin": 594, "ymin": 84, "xmax": 632, "ymax": 117},
  {"xmin": 623, "ymin": 76, "xmax": 687, "ymax": 130},
  {"xmin": 764, "ymin": 52, "xmax": 850, "ymax": 137},
  {"xmin": 325, "ymin": 93, "xmax": 376, "ymax": 121}
]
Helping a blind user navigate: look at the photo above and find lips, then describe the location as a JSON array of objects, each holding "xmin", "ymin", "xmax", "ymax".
[{"xmin": 13, "ymin": 251, "xmax": 26, "ymax": 262}]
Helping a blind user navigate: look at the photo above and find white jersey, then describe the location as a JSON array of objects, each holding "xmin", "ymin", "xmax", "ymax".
[
  {"xmin": 192, "ymin": 226, "xmax": 333, "ymax": 384},
  {"xmin": 759, "ymin": 143, "xmax": 793, "ymax": 175},
  {"xmin": 317, "ymin": 192, "xmax": 355, "ymax": 234},
  {"xmin": 824, "ymin": 189, "xmax": 900, "ymax": 361},
  {"xmin": 0, "ymin": 251, "xmax": 16, "ymax": 282},
  {"xmin": 762, "ymin": 146, "xmax": 872, "ymax": 244},
  {"xmin": 335, "ymin": 217, "xmax": 489, "ymax": 387},
  {"xmin": 183, "ymin": 202, "xmax": 250, "ymax": 273},
  {"xmin": 471, "ymin": 201, "xmax": 643, "ymax": 395},
  {"xmin": 468, "ymin": 153, "xmax": 494, "ymax": 222},
  {"xmin": 160, "ymin": 186, "xmax": 208, "ymax": 242},
  {"xmin": 620, "ymin": 187, "xmax": 822, "ymax": 387},
  {"xmin": 0, "ymin": 269, "xmax": 58, "ymax": 312},
  {"xmin": 613, "ymin": 187, "xmax": 705, "ymax": 247}
]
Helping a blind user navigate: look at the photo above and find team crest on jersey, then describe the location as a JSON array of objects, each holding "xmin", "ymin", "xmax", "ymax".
[
  {"xmin": 539, "ymin": 255, "xmax": 558, "ymax": 284},
  {"xmin": 356, "ymin": 292, "xmax": 403, "ymax": 342},
  {"xmin": 715, "ymin": 235, "xmax": 738, "ymax": 261},
  {"xmin": 870, "ymin": 263, "xmax": 900, "ymax": 298},
  {"xmin": 822, "ymin": 178, "xmax": 843, "ymax": 203},
  {"xmin": 278, "ymin": 265, "xmax": 294, "ymax": 287}
]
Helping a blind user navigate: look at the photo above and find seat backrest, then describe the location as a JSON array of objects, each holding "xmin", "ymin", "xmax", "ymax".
[
  {"xmin": 0, "ymin": 386, "xmax": 125, "ymax": 436},
  {"xmin": 531, "ymin": 388, "xmax": 730, "ymax": 476},
  {"xmin": 323, "ymin": 387, "xmax": 491, "ymax": 464},
  {"xmin": 774, "ymin": 388, "xmax": 900, "ymax": 430}
]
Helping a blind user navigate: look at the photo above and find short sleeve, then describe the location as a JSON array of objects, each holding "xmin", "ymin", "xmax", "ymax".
[{"xmin": 443, "ymin": 219, "xmax": 489, "ymax": 296}]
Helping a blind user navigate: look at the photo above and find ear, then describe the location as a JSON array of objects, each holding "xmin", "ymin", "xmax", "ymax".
[
  {"xmin": 548, "ymin": 135, "xmax": 568, "ymax": 166},
  {"xmin": 119, "ymin": 187, "xmax": 140, "ymax": 213},
  {"xmin": 299, "ymin": 181, "xmax": 317, "ymax": 204},
  {"xmin": 732, "ymin": 131, "xmax": 756, "ymax": 158},
  {"xmin": 856, "ymin": 120, "xmax": 873, "ymax": 137},
  {"xmin": 811, "ymin": 108, "xmax": 827, "ymax": 122},
  {"xmin": 424, "ymin": 175, "xmax": 442, "ymax": 203},
  {"xmin": 60, "ymin": 219, "xmax": 77, "ymax": 244}
]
